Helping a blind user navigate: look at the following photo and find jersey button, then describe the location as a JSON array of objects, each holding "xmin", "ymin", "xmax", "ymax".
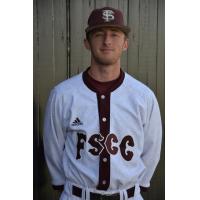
[
  {"xmin": 103, "ymin": 158, "xmax": 107, "ymax": 162},
  {"xmin": 102, "ymin": 117, "xmax": 107, "ymax": 122},
  {"xmin": 102, "ymin": 180, "xmax": 106, "ymax": 185},
  {"xmin": 80, "ymin": 139, "xmax": 85, "ymax": 143},
  {"xmin": 101, "ymin": 95, "xmax": 105, "ymax": 99}
]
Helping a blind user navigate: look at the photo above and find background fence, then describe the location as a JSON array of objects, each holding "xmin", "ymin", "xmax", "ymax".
[{"xmin": 33, "ymin": 0, "xmax": 165, "ymax": 199}]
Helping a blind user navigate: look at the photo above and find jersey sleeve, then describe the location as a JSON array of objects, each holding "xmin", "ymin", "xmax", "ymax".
[
  {"xmin": 138, "ymin": 92, "xmax": 162, "ymax": 188},
  {"xmin": 43, "ymin": 88, "xmax": 66, "ymax": 187}
]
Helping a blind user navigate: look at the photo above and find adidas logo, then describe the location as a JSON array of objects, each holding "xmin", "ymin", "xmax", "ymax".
[{"xmin": 72, "ymin": 117, "xmax": 83, "ymax": 126}]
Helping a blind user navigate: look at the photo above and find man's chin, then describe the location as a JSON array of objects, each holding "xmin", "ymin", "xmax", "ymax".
[{"xmin": 95, "ymin": 58, "xmax": 118, "ymax": 66}]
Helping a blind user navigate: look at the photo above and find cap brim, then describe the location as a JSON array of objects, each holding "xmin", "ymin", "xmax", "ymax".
[{"xmin": 85, "ymin": 24, "xmax": 130, "ymax": 35}]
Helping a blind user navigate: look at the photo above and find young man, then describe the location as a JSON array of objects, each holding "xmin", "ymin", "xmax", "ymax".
[{"xmin": 43, "ymin": 7, "xmax": 162, "ymax": 200}]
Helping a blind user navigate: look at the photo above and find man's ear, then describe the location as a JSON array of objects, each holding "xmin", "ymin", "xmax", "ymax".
[
  {"xmin": 84, "ymin": 39, "xmax": 91, "ymax": 50},
  {"xmin": 123, "ymin": 39, "xmax": 128, "ymax": 51}
]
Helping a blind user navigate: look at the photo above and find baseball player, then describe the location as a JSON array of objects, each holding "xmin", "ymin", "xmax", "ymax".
[{"xmin": 43, "ymin": 7, "xmax": 162, "ymax": 200}]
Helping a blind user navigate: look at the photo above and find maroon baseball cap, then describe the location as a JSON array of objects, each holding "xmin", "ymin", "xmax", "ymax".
[{"xmin": 85, "ymin": 7, "xmax": 130, "ymax": 35}]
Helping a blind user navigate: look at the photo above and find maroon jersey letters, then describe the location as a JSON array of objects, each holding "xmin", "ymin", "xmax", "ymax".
[{"xmin": 77, "ymin": 132, "xmax": 134, "ymax": 161}]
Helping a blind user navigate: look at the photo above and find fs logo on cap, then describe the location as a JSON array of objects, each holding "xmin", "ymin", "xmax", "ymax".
[{"xmin": 102, "ymin": 10, "xmax": 114, "ymax": 22}]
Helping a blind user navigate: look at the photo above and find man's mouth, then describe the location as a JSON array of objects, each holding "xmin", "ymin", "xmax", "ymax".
[{"xmin": 100, "ymin": 48, "xmax": 114, "ymax": 52}]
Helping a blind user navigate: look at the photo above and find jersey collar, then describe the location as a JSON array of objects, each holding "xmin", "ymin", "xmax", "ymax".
[{"xmin": 82, "ymin": 67, "xmax": 125, "ymax": 94}]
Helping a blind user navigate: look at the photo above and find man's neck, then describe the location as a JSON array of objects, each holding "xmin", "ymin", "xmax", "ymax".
[{"xmin": 88, "ymin": 64, "xmax": 121, "ymax": 82}]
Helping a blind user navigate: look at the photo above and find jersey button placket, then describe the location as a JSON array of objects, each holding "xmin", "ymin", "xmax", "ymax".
[{"xmin": 97, "ymin": 93, "xmax": 110, "ymax": 190}]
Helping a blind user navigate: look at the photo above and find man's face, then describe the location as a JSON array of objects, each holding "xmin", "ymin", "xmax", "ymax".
[{"xmin": 84, "ymin": 28, "xmax": 128, "ymax": 66}]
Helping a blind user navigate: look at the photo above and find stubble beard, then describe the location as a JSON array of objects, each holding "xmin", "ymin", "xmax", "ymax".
[{"xmin": 92, "ymin": 52, "xmax": 120, "ymax": 66}]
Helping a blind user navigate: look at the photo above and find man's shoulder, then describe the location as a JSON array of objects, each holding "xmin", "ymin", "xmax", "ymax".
[
  {"xmin": 124, "ymin": 73, "xmax": 153, "ymax": 93},
  {"xmin": 53, "ymin": 73, "xmax": 83, "ymax": 95},
  {"xmin": 124, "ymin": 73, "xmax": 155, "ymax": 99}
]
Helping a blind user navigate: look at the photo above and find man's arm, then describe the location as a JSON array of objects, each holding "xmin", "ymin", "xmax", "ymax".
[
  {"xmin": 43, "ymin": 88, "xmax": 66, "ymax": 189},
  {"xmin": 139, "ymin": 91, "xmax": 162, "ymax": 190}
]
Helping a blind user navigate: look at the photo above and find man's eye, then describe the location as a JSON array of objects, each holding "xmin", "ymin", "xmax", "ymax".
[
  {"xmin": 112, "ymin": 33, "xmax": 119, "ymax": 37},
  {"xmin": 95, "ymin": 33, "xmax": 103, "ymax": 37}
]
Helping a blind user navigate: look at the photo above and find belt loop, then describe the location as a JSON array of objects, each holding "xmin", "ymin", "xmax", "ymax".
[
  {"xmin": 135, "ymin": 183, "xmax": 140, "ymax": 196},
  {"xmin": 82, "ymin": 187, "xmax": 85, "ymax": 200},
  {"xmin": 122, "ymin": 189, "xmax": 128, "ymax": 200},
  {"xmin": 134, "ymin": 184, "xmax": 144, "ymax": 200},
  {"xmin": 85, "ymin": 187, "xmax": 90, "ymax": 200}
]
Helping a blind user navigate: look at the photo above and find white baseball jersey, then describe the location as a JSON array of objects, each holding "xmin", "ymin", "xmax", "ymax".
[{"xmin": 43, "ymin": 69, "xmax": 162, "ymax": 200}]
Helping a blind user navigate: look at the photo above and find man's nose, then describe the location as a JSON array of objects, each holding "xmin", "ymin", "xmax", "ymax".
[{"xmin": 103, "ymin": 34, "xmax": 112, "ymax": 45}]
